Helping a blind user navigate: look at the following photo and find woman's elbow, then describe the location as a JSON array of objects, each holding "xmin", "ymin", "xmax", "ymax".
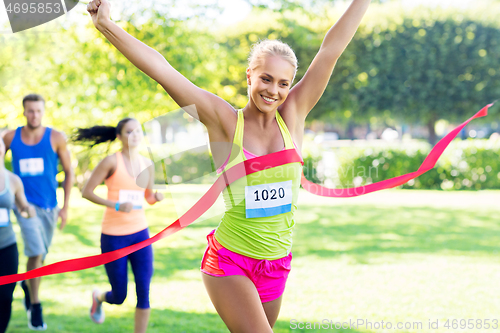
[{"xmin": 81, "ymin": 188, "xmax": 91, "ymax": 200}]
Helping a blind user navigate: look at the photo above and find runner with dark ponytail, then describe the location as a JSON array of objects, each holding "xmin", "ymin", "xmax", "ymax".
[{"xmin": 75, "ymin": 118, "xmax": 163, "ymax": 333}]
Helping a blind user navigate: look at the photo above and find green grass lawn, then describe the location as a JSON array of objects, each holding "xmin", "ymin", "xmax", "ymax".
[{"xmin": 6, "ymin": 187, "xmax": 500, "ymax": 333}]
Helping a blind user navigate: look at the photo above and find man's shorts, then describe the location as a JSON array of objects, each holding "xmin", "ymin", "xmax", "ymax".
[{"xmin": 13, "ymin": 204, "xmax": 59, "ymax": 259}]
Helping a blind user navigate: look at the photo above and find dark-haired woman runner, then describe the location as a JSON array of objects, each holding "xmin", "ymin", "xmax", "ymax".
[{"xmin": 76, "ymin": 118, "xmax": 163, "ymax": 333}]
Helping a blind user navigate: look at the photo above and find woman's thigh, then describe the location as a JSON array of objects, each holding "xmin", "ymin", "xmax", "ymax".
[
  {"xmin": 202, "ymin": 273, "xmax": 274, "ymax": 333},
  {"xmin": 262, "ymin": 295, "xmax": 283, "ymax": 328}
]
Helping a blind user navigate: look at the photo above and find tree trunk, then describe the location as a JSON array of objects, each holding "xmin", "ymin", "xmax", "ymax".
[
  {"xmin": 427, "ymin": 114, "xmax": 437, "ymax": 145},
  {"xmin": 347, "ymin": 121, "xmax": 355, "ymax": 140}
]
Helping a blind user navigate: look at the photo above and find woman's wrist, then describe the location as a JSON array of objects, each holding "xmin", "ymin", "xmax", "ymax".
[
  {"xmin": 96, "ymin": 18, "xmax": 113, "ymax": 33},
  {"xmin": 115, "ymin": 202, "xmax": 120, "ymax": 211}
]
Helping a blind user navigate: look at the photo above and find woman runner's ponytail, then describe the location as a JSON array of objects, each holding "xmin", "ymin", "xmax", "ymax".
[{"xmin": 73, "ymin": 118, "xmax": 134, "ymax": 147}]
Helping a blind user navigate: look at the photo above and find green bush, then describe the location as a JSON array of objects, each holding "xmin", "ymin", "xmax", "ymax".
[
  {"xmin": 7, "ymin": 138, "xmax": 498, "ymax": 191},
  {"xmin": 302, "ymin": 155, "xmax": 323, "ymax": 184},
  {"xmin": 309, "ymin": 139, "xmax": 500, "ymax": 190}
]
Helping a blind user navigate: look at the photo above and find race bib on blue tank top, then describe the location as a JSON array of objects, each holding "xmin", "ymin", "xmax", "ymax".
[
  {"xmin": 245, "ymin": 180, "xmax": 292, "ymax": 218},
  {"xmin": 0, "ymin": 208, "xmax": 9, "ymax": 227},
  {"xmin": 119, "ymin": 190, "xmax": 143, "ymax": 209},
  {"xmin": 19, "ymin": 158, "xmax": 44, "ymax": 177}
]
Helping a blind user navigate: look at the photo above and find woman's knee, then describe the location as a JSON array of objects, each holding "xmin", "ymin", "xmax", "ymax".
[
  {"xmin": 0, "ymin": 284, "xmax": 15, "ymax": 302},
  {"xmin": 136, "ymin": 286, "xmax": 150, "ymax": 309},
  {"xmin": 107, "ymin": 289, "xmax": 127, "ymax": 305}
]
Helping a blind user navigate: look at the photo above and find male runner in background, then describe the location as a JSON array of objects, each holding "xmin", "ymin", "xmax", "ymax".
[{"xmin": 3, "ymin": 93, "xmax": 74, "ymax": 331}]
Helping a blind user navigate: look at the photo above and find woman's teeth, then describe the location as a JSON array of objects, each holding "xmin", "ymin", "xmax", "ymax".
[{"xmin": 262, "ymin": 95, "xmax": 276, "ymax": 103}]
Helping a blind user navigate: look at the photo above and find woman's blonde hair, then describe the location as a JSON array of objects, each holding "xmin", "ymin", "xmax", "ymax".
[{"xmin": 248, "ymin": 39, "xmax": 298, "ymax": 81}]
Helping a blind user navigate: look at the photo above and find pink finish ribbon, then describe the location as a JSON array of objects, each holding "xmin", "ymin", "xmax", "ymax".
[{"xmin": 0, "ymin": 104, "xmax": 492, "ymax": 285}]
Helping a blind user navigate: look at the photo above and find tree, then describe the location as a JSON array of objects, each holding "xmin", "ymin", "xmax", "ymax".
[
  {"xmin": 0, "ymin": 12, "xmax": 233, "ymax": 186},
  {"xmin": 317, "ymin": 4, "xmax": 500, "ymax": 143}
]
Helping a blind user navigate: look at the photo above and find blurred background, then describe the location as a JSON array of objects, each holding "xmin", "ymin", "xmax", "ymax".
[
  {"xmin": 2, "ymin": 2, "xmax": 500, "ymax": 333},
  {"xmin": 1, "ymin": 0, "xmax": 499, "ymax": 191}
]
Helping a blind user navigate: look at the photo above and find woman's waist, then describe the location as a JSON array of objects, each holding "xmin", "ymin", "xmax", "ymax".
[
  {"xmin": 214, "ymin": 222, "xmax": 294, "ymax": 260},
  {"xmin": 216, "ymin": 214, "xmax": 295, "ymax": 243},
  {"xmin": 102, "ymin": 209, "xmax": 147, "ymax": 224},
  {"xmin": 101, "ymin": 213, "xmax": 148, "ymax": 236}
]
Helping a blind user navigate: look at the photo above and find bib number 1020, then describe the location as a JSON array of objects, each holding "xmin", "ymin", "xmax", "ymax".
[
  {"xmin": 254, "ymin": 187, "xmax": 285, "ymax": 201},
  {"xmin": 6, "ymin": 2, "xmax": 62, "ymax": 14},
  {"xmin": 245, "ymin": 180, "xmax": 292, "ymax": 218}
]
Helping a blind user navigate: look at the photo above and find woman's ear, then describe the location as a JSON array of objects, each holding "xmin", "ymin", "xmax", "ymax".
[{"xmin": 246, "ymin": 67, "xmax": 251, "ymax": 85}]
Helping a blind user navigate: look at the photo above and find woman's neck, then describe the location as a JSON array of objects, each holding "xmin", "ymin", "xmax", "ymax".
[
  {"xmin": 243, "ymin": 102, "xmax": 277, "ymax": 129},
  {"xmin": 121, "ymin": 147, "xmax": 140, "ymax": 160}
]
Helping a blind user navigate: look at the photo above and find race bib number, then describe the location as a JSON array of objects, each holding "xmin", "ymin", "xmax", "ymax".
[
  {"xmin": 19, "ymin": 158, "xmax": 44, "ymax": 177},
  {"xmin": 245, "ymin": 180, "xmax": 292, "ymax": 218},
  {"xmin": 119, "ymin": 190, "xmax": 144, "ymax": 209},
  {"xmin": 0, "ymin": 208, "xmax": 9, "ymax": 227}
]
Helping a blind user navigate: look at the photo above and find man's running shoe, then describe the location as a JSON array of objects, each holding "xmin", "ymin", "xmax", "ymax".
[{"xmin": 27, "ymin": 303, "xmax": 47, "ymax": 331}]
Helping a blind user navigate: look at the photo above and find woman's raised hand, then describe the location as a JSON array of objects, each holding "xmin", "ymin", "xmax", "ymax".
[
  {"xmin": 84, "ymin": 0, "xmax": 233, "ymax": 135},
  {"xmin": 87, "ymin": 0, "xmax": 111, "ymax": 30}
]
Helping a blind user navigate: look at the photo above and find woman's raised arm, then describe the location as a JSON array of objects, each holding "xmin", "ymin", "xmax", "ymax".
[
  {"xmin": 87, "ymin": 0, "xmax": 232, "ymax": 129},
  {"xmin": 282, "ymin": 0, "xmax": 371, "ymax": 120}
]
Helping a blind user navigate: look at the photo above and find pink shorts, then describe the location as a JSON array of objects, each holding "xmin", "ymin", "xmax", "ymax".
[{"xmin": 200, "ymin": 229, "xmax": 292, "ymax": 303}]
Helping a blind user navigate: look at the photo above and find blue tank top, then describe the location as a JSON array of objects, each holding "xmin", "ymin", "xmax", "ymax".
[
  {"xmin": 0, "ymin": 172, "xmax": 16, "ymax": 250},
  {"xmin": 11, "ymin": 127, "xmax": 59, "ymax": 209}
]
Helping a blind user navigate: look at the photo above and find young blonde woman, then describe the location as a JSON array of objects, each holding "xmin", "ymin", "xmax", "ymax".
[
  {"xmin": 87, "ymin": 1, "xmax": 371, "ymax": 331},
  {"xmin": 76, "ymin": 118, "xmax": 163, "ymax": 333}
]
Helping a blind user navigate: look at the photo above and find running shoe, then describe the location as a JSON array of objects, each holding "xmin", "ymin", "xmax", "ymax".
[
  {"xmin": 89, "ymin": 289, "xmax": 105, "ymax": 324},
  {"xmin": 27, "ymin": 303, "xmax": 47, "ymax": 331},
  {"xmin": 20, "ymin": 280, "xmax": 31, "ymax": 312}
]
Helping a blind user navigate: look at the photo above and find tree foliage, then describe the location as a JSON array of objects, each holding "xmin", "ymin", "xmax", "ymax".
[
  {"xmin": 334, "ymin": 5, "xmax": 500, "ymax": 143},
  {"xmin": 1, "ymin": 1, "xmax": 499, "ymax": 179},
  {"xmin": 213, "ymin": 3, "xmax": 500, "ymax": 143}
]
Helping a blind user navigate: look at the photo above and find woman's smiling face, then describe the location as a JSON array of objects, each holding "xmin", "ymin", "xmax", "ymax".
[{"xmin": 247, "ymin": 55, "xmax": 295, "ymax": 114}]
